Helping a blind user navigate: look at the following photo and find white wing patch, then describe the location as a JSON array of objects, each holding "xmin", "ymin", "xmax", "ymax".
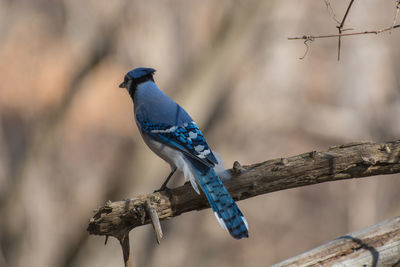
[
  {"xmin": 194, "ymin": 145, "xmax": 205, "ymax": 152},
  {"xmin": 194, "ymin": 144, "xmax": 211, "ymax": 159},
  {"xmin": 197, "ymin": 149, "xmax": 210, "ymax": 159},
  {"xmin": 150, "ymin": 126, "xmax": 177, "ymax": 133},
  {"xmin": 188, "ymin": 131, "xmax": 197, "ymax": 139}
]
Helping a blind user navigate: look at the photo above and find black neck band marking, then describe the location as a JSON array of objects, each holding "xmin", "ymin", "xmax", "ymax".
[{"xmin": 129, "ymin": 74, "xmax": 155, "ymax": 99}]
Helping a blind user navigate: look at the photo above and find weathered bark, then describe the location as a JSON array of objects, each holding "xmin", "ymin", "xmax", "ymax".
[
  {"xmin": 87, "ymin": 139, "xmax": 400, "ymax": 239},
  {"xmin": 271, "ymin": 216, "xmax": 400, "ymax": 267}
]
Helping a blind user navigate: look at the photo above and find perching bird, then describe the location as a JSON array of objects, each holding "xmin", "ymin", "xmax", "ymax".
[{"xmin": 119, "ymin": 67, "xmax": 248, "ymax": 239}]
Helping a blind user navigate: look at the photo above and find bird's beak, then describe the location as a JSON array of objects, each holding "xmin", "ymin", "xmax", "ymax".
[{"xmin": 119, "ymin": 81, "xmax": 126, "ymax": 88}]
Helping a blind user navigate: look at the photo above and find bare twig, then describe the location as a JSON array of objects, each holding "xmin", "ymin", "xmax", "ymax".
[
  {"xmin": 324, "ymin": 0, "xmax": 341, "ymax": 24},
  {"xmin": 299, "ymin": 38, "xmax": 314, "ymax": 60},
  {"xmin": 288, "ymin": 24, "xmax": 400, "ymax": 40},
  {"xmin": 391, "ymin": 1, "xmax": 400, "ymax": 34},
  {"xmin": 271, "ymin": 216, "xmax": 400, "ymax": 267},
  {"xmin": 337, "ymin": 0, "xmax": 355, "ymax": 60},
  {"xmin": 291, "ymin": 1, "xmax": 400, "ymax": 60}
]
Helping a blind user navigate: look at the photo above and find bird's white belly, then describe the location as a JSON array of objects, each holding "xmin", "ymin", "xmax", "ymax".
[
  {"xmin": 144, "ymin": 136, "xmax": 181, "ymax": 168},
  {"xmin": 140, "ymin": 132, "xmax": 201, "ymax": 194}
]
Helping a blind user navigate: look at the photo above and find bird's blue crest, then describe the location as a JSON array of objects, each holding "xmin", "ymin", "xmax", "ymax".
[{"xmin": 127, "ymin": 67, "xmax": 156, "ymax": 79}]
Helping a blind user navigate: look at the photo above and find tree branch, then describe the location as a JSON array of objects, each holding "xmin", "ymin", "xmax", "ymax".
[
  {"xmin": 271, "ymin": 216, "xmax": 400, "ymax": 266},
  {"xmin": 88, "ymin": 139, "xmax": 400, "ymax": 239}
]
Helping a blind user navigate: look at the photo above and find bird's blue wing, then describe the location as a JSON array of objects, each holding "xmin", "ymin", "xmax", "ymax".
[{"xmin": 138, "ymin": 118, "xmax": 218, "ymax": 167}]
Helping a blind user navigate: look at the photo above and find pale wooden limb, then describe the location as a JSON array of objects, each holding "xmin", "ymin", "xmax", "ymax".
[{"xmin": 271, "ymin": 216, "xmax": 400, "ymax": 267}]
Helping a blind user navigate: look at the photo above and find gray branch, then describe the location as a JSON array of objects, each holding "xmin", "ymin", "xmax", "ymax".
[{"xmin": 271, "ymin": 216, "xmax": 400, "ymax": 267}]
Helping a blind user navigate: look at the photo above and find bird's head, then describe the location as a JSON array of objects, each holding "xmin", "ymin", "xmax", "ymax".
[{"xmin": 119, "ymin": 67, "xmax": 156, "ymax": 97}]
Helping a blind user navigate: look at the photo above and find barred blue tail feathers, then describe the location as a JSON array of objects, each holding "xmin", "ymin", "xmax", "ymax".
[{"xmin": 187, "ymin": 158, "xmax": 249, "ymax": 239}]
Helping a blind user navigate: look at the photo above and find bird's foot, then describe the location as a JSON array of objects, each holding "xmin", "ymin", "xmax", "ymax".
[{"xmin": 153, "ymin": 185, "xmax": 171, "ymax": 193}]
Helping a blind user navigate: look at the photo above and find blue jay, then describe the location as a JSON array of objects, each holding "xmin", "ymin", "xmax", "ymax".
[{"xmin": 119, "ymin": 67, "xmax": 248, "ymax": 239}]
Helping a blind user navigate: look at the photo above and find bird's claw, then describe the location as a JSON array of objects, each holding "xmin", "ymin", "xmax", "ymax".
[{"xmin": 153, "ymin": 185, "xmax": 171, "ymax": 193}]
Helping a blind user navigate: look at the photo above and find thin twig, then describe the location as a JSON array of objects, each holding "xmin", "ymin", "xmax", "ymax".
[
  {"xmin": 288, "ymin": 24, "xmax": 400, "ymax": 40},
  {"xmin": 391, "ymin": 1, "xmax": 400, "ymax": 34},
  {"xmin": 337, "ymin": 0, "xmax": 355, "ymax": 60},
  {"xmin": 299, "ymin": 38, "xmax": 314, "ymax": 60},
  {"xmin": 338, "ymin": 0, "xmax": 355, "ymax": 30},
  {"xmin": 293, "ymin": 0, "xmax": 400, "ymax": 60},
  {"xmin": 324, "ymin": 0, "xmax": 341, "ymax": 24}
]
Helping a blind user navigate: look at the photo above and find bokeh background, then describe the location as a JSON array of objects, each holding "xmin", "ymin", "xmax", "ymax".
[{"xmin": 0, "ymin": 0, "xmax": 400, "ymax": 266}]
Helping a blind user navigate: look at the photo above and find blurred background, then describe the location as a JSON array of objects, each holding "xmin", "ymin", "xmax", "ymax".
[{"xmin": 0, "ymin": 0, "xmax": 400, "ymax": 266}]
